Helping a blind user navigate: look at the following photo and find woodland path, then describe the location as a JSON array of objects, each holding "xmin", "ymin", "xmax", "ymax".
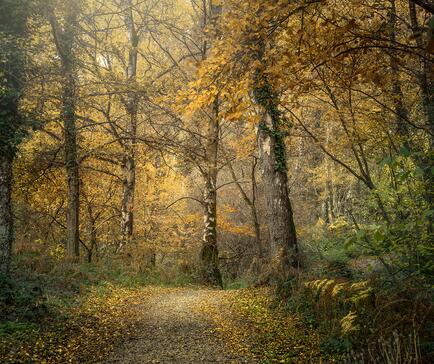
[{"xmin": 108, "ymin": 288, "xmax": 257, "ymax": 364}]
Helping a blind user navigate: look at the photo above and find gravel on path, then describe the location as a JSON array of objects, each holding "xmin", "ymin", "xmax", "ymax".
[{"xmin": 108, "ymin": 288, "xmax": 256, "ymax": 364}]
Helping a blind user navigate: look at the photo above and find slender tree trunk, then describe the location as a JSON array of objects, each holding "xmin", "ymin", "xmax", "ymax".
[
  {"xmin": 0, "ymin": 152, "xmax": 13, "ymax": 274},
  {"xmin": 254, "ymin": 79, "xmax": 298, "ymax": 283},
  {"xmin": 49, "ymin": 4, "xmax": 80, "ymax": 260},
  {"xmin": 389, "ymin": 0, "xmax": 410, "ymax": 140},
  {"xmin": 325, "ymin": 123, "xmax": 335, "ymax": 223},
  {"xmin": 250, "ymin": 157, "xmax": 262, "ymax": 257},
  {"xmin": 120, "ymin": 1, "xmax": 138, "ymax": 247},
  {"xmin": 63, "ymin": 69, "xmax": 80, "ymax": 259},
  {"xmin": 200, "ymin": 99, "xmax": 222, "ymax": 287},
  {"xmin": 85, "ymin": 201, "xmax": 97, "ymax": 263},
  {"xmin": 121, "ymin": 153, "xmax": 136, "ymax": 246},
  {"xmin": 87, "ymin": 229, "xmax": 97, "ymax": 264},
  {"xmin": 322, "ymin": 200, "xmax": 330, "ymax": 224}
]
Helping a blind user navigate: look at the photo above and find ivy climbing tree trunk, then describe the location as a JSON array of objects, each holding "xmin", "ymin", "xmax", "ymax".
[
  {"xmin": 0, "ymin": 0, "xmax": 29, "ymax": 274},
  {"xmin": 408, "ymin": 0, "xmax": 434, "ymax": 208},
  {"xmin": 49, "ymin": 2, "xmax": 80, "ymax": 260},
  {"xmin": 200, "ymin": 98, "xmax": 223, "ymax": 287},
  {"xmin": 120, "ymin": 0, "xmax": 138, "ymax": 248},
  {"xmin": 0, "ymin": 153, "xmax": 13, "ymax": 274},
  {"xmin": 0, "ymin": 0, "xmax": 31, "ymax": 274},
  {"xmin": 408, "ymin": 1, "xmax": 434, "ymax": 137},
  {"xmin": 254, "ymin": 77, "xmax": 298, "ymax": 283}
]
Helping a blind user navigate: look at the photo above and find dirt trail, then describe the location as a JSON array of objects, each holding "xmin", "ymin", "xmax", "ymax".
[{"xmin": 108, "ymin": 288, "xmax": 256, "ymax": 364}]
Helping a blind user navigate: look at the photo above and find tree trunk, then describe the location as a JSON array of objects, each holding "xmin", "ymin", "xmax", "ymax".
[
  {"xmin": 410, "ymin": 0, "xmax": 434, "ymax": 14},
  {"xmin": 0, "ymin": 152, "xmax": 13, "ymax": 275},
  {"xmin": 200, "ymin": 99, "xmax": 222, "ymax": 287},
  {"xmin": 198, "ymin": 1, "xmax": 223, "ymax": 287},
  {"xmin": 325, "ymin": 123, "xmax": 336, "ymax": 223},
  {"xmin": 409, "ymin": 1, "xmax": 434, "ymax": 208},
  {"xmin": 63, "ymin": 69, "xmax": 80, "ymax": 260},
  {"xmin": 409, "ymin": 1, "xmax": 434, "ymax": 138},
  {"xmin": 250, "ymin": 158, "xmax": 262, "ymax": 258},
  {"xmin": 254, "ymin": 80, "xmax": 298, "ymax": 283},
  {"xmin": 49, "ymin": 4, "xmax": 81, "ymax": 261},
  {"xmin": 85, "ymin": 201, "xmax": 98, "ymax": 264},
  {"xmin": 120, "ymin": 0, "xmax": 138, "ymax": 247},
  {"xmin": 121, "ymin": 153, "xmax": 136, "ymax": 246},
  {"xmin": 389, "ymin": 0, "xmax": 410, "ymax": 140},
  {"xmin": 201, "ymin": 172, "xmax": 222, "ymax": 286}
]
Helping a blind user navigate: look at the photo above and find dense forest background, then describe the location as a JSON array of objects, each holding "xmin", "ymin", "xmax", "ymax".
[{"xmin": 1, "ymin": 0, "xmax": 433, "ymax": 362}]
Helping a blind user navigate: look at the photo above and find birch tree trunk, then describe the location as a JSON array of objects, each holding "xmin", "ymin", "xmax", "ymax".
[
  {"xmin": 120, "ymin": 1, "xmax": 138, "ymax": 247},
  {"xmin": 198, "ymin": 1, "xmax": 223, "ymax": 286},
  {"xmin": 200, "ymin": 99, "xmax": 222, "ymax": 287},
  {"xmin": 0, "ymin": 153, "xmax": 13, "ymax": 274}
]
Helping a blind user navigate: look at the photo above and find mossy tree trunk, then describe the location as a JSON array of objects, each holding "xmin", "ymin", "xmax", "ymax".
[
  {"xmin": 0, "ymin": 0, "xmax": 29, "ymax": 274},
  {"xmin": 49, "ymin": 2, "xmax": 80, "ymax": 260}
]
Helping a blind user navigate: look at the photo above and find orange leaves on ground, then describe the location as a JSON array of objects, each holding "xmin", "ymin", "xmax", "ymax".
[
  {"xmin": 0, "ymin": 285, "xmax": 165, "ymax": 363},
  {"xmin": 200, "ymin": 288, "xmax": 323, "ymax": 363}
]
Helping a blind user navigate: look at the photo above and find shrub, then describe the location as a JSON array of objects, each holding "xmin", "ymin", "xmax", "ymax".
[{"xmin": 0, "ymin": 273, "xmax": 47, "ymax": 325}]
